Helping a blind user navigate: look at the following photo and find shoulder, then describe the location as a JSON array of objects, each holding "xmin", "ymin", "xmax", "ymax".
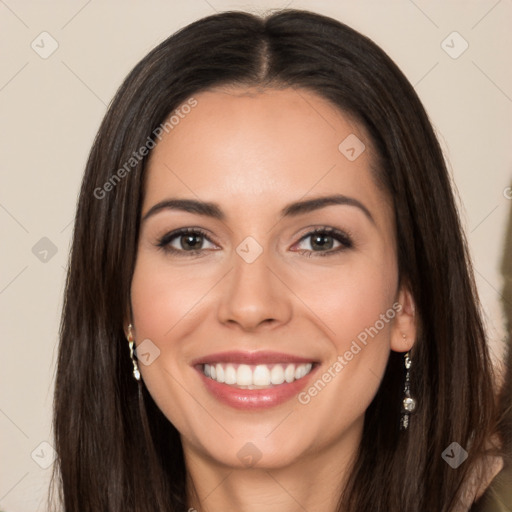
[
  {"xmin": 457, "ymin": 455, "xmax": 505, "ymax": 512},
  {"xmin": 471, "ymin": 459, "xmax": 512, "ymax": 512}
]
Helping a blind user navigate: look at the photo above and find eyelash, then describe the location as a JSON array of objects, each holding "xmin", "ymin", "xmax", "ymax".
[{"xmin": 155, "ymin": 226, "xmax": 354, "ymax": 258}]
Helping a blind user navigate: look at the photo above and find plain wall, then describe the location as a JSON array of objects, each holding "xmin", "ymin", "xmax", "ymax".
[{"xmin": 1, "ymin": 1, "xmax": 511, "ymax": 510}]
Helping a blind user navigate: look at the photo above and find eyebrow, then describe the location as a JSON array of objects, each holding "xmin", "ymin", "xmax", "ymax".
[{"xmin": 141, "ymin": 194, "xmax": 375, "ymax": 225}]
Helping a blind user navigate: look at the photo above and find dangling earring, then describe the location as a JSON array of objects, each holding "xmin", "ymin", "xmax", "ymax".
[
  {"xmin": 400, "ymin": 345, "xmax": 416, "ymax": 430},
  {"xmin": 127, "ymin": 324, "xmax": 141, "ymax": 381}
]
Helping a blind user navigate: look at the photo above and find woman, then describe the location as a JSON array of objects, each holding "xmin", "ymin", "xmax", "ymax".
[{"xmin": 49, "ymin": 9, "xmax": 507, "ymax": 511}]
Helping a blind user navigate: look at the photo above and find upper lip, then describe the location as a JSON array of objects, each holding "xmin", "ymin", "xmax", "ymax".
[{"xmin": 191, "ymin": 351, "xmax": 318, "ymax": 366}]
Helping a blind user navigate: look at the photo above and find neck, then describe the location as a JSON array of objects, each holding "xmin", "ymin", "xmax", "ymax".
[{"xmin": 184, "ymin": 420, "xmax": 362, "ymax": 512}]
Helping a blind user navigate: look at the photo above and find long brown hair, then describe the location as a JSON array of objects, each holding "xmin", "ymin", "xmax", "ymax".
[{"xmin": 50, "ymin": 9, "xmax": 503, "ymax": 511}]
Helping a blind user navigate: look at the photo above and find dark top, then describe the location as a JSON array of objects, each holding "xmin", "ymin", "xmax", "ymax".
[{"xmin": 469, "ymin": 464, "xmax": 512, "ymax": 511}]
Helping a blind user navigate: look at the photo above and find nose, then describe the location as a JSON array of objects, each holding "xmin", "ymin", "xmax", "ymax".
[{"xmin": 216, "ymin": 247, "xmax": 293, "ymax": 332}]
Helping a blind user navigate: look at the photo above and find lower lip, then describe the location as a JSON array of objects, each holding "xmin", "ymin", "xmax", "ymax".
[{"xmin": 196, "ymin": 366, "xmax": 318, "ymax": 409}]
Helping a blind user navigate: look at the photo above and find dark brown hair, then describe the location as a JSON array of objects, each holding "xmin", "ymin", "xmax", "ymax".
[{"xmin": 50, "ymin": 8, "xmax": 503, "ymax": 511}]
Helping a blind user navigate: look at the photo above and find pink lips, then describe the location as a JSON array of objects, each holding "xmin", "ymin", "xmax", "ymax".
[
  {"xmin": 192, "ymin": 351, "xmax": 315, "ymax": 366},
  {"xmin": 192, "ymin": 351, "xmax": 319, "ymax": 410}
]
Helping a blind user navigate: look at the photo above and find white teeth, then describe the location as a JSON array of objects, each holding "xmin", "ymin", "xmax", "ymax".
[
  {"xmin": 253, "ymin": 365, "xmax": 271, "ymax": 386},
  {"xmin": 270, "ymin": 365, "xmax": 285, "ymax": 385},
  {"xmin": 202, "ymin": 362, "xmax": 314, "ymax": 387},
  {"xmin": 284, "ymin": 364, "xmax": 295, "ymax": 383},
  {"xmin": 237, "ymin": 365, "xmax": 252, "ymax": 386},
  {"xmin": 215, "ymin": 363, "xmax": 225, "ymax": 383},
  {"xmin": 225, "ymin": 364, "xmax": 237, "ymax": 384}
]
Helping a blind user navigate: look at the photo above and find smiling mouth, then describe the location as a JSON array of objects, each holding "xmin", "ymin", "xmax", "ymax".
[{"xmin": 201, "ymin": 362, "xmax": 314, "ymax": 389}]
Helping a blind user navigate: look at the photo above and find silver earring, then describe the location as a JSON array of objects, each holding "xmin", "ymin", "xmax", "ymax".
[
  {"xmin": 127, "ymin": 324, "xmax": 141, "ymax": 381},
  {"xmin": 400, "ymin": 349, "xmax": 416, "ymax": 430}
]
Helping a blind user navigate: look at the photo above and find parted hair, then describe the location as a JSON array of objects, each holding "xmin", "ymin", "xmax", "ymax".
[{"xmin": 50, "ymin": 9, "xmax": 503, "ymax": 512}]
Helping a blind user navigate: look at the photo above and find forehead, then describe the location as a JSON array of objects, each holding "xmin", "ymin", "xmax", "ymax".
[{"xmin": 144, "ymin": 87, "xmax": 389, "ymax": 222}]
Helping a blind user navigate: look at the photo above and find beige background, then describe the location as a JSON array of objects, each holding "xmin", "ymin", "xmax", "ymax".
[{"xmin": 1, "ymin": 1, "xmax": 511, "ymax": 510}]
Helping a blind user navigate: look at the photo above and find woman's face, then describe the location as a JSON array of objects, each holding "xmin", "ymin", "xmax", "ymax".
[{"xmin": 130, "ymin": 87, "xmax": 415, "ymax": 470}]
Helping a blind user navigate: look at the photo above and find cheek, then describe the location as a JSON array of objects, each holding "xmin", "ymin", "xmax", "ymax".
[
  {"xmin": 129, "ymin": 255, "xmax": 205, "ymax": 405},
  {"xmin": 130, "ymin": 255, "xmax": 211, "ymax": 339},
  {"xmin": 296, "ymin": 251, "xmax": 398, "ymax": 348},
  {"xmin": 291, "ymin": 265, "xmax": 398, "ymax": 433},
  {"xmin": 331, "ymin": 270, "xmax": 395, "ymax": 342},
  {"xmin": 295, "ymin": 251, "xmax": 398, "ymax": 404},
  {"xmin": 129, "ymin": 255, "xmax": 210, "ymax": 434}
]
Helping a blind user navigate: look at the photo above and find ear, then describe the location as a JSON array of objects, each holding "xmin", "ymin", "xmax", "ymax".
[{"xmin": 390, "ymin": 284, "xmax": 417, "ymax": 353}]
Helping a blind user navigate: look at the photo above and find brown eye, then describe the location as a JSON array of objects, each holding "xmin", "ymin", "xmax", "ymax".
[
  {"xmin": 294, "ymin": 227, "xmax": 353, "ymax": 257},
  {"xmin": 178, "ymin": 233, "xmax": 204, "ymax": 250},
  {"xmin": 156, "ymin": 228, "xmax": 217, "ymax": 255}
]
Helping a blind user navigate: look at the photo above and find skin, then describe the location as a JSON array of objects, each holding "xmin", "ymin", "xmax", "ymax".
[{"xmin": 128, "ymin": 86, "xmax": 417, "ymax": 512}]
